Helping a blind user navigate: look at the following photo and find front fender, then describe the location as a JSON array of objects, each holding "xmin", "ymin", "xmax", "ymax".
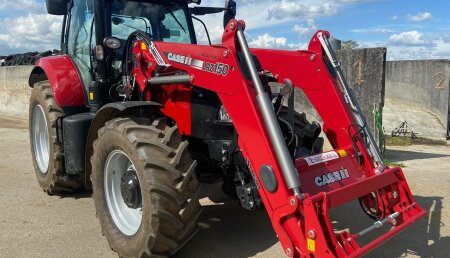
[
  {"xmin": 84, "ymin": 101, "xmax": 162, "ymax": 189},
  {"xmin": 28, "ymin": 55, "xmax": 85, "ymax": 107}
]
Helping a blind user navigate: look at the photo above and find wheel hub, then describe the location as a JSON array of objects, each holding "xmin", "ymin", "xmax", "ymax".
[
  {"xmin": 104, "ymin": 150, "xmax": 143, "ymax": 236},
  {"xmin": 120, "ymin": 167, "xmax": 141, "ymax": 209}
]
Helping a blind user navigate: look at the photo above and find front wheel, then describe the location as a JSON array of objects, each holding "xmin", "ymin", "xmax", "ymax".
[{"xmin": 91, "ymin": 117, "xmax": 201, "ymax": 257}]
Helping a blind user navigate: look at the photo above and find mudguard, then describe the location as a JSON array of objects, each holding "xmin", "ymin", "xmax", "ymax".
[
  {"xmin": 28, "ymin": 55, "xmax": 85, "ymax": 107},
  {"xmin": 84, "ymin": 101, "xmax": 162, "ymax": 189}
]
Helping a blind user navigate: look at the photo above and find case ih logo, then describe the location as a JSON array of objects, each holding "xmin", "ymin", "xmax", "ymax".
[
  {"xmin": 315, "ymin": 167, "xmax": 350, "ymax": 187},
  {"xmin": 166, "ymin": 53, "xmax": 192, "ymax": 65}
]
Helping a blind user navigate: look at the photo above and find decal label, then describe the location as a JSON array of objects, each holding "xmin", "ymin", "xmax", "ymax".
[
  {"xmin": 164, "ymin": 52, "xmax": 229, "ymax": 76},
  {"xmin": 246, "ymin": 159, "xmax": 260, "ymax": 189},
  {"xmin": 307, "ymin": 238, "xmax": 316, "ymax": 252},
  {"xmin": 315, "ymin": 166, "xmax": 350, "ymax": 187},
  {"xmin": 202, "ymin": 62, "xmax": 229, "ymax": 76},
  {"xmin": 149, "ymin": 42, "xmax": 168, "ymax": 66},
  {"xmin": 304, "ymin": 151, "xmax": 339, "ymax": 166},
  {"xmin": 167, "ymin": 53, "xmax": 192, "ymax": 65}
]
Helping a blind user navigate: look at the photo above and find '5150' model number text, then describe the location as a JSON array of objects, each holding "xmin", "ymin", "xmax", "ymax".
[{"xmin": 202, "ymin": 62, "xmax": 229, "ymax": 76}]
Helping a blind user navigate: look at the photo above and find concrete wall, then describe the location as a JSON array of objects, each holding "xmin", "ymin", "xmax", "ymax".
[
  {"xmin": 0, "ymin": 66, "xmax": 33, "ymax": 119},
  {"xmin": 292, "ymin": 48, "xmax": 386, "ymax": 139},
  {"xmin": 385, "ymin": 60, "xmax": 450, "ymax": 140}
]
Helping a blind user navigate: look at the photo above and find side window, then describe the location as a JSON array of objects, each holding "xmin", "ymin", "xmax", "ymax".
[
  {"xmin": 67, "ymin": 0, "xmax": 95, "ymax": 90},
  {"xmin": 161, "ymin": 7, "xmax": 191, "ymax": 43}
]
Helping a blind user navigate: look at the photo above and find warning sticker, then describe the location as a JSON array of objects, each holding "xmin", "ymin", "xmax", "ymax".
[
  {"xmin": 304, "ymin": 151, "xmax": 339, "ymax": 166},
  {"xmin": 307, "ymin": 238, "xmax": 316, "ymax": 252}
]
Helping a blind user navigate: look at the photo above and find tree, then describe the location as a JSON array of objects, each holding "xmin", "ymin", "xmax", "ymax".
[{"xmin": 341, "ymin": 40, "xmax": 359, "ymax": 49}]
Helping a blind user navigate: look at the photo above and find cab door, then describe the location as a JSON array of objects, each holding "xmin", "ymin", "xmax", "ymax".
[{"xmin": 64, "ymin": 0, "xmax": 95, "ymax": 95}]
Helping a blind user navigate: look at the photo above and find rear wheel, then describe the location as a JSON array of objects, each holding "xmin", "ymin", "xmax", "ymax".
[
  {"xmin": 29, "ymin": 81, "xmax": 84, "ymax": 194},
  {"xmin": 91, "ymin": 117, "xmax": 201, "ymax": 257}
]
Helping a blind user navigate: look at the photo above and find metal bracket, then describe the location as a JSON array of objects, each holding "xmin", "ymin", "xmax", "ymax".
[{"xmin": 271, "ymin": 196, "xmax": 300, "ymax": 257}]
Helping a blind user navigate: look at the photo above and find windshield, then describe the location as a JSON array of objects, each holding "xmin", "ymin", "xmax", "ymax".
[{"xmin": 110, "ymin": 0, "xmax": 193, "ymax": 44}]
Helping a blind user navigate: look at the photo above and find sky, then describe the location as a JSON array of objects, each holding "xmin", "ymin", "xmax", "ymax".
[{"xmin": 0, "ymin": 0, "xmax": 449, "ymax": 60}]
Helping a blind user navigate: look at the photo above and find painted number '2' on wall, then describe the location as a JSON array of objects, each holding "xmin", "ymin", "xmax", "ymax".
[{"xmin": 434, "ymin": 72, "xmax": 447, "ymax": 89}]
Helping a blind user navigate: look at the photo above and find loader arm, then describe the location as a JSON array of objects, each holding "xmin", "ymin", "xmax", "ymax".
[{"xmin": 128, "ymin": 19, "xmax": 425, "ymax": 257}]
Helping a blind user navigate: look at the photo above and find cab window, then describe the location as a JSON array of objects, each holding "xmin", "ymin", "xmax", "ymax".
[
  {"xmin": 67, "ymin": 0, "xmax": 95, "ymax": 91},
  {"xmin": 110, "ymin": 0, "xmax": 193, "ymax": 44}
]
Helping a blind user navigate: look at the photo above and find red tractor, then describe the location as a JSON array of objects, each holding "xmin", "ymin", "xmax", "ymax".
[{"xmin": 28, "ymin": 0, "xmax": 425, "ymax": 257}]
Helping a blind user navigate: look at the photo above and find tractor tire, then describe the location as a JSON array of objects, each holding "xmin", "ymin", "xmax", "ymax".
[
  {"xmin": 29, "ymin": 81, "xmax": 84, "ymax": 194},
  {"xmin": 278, "ymin": 106, "xmax": 323, "ymax": 156},
  {"xmin": 91, "ymin": 117, "xmax": 202, "ymax": 258}
]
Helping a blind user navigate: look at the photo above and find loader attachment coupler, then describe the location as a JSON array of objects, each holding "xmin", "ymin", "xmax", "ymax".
[{"xmin": 269, "ymin": 147, "xmax": 425, "ymax": 257}]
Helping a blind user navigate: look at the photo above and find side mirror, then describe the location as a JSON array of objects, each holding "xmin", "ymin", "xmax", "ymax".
[
  {"xmin": 223, "ymin": 0, "xmax": 236, "ymax": 28},
  {"xmin": 45, "ymin": 0, "xmax": 68, "ymax": 15},
  {"xmin": 112, "ymin": 17, "xmax": 124, "ymax": 25}
]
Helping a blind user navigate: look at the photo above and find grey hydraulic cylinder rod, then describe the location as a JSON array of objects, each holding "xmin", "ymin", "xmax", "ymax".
[
  {"xmin": 147, "ymin": 75, "xmax": 191, "ymax": 86},
  {"xmin": 236, "ymin": 26, "xmax": 301, "ymax": 191}
]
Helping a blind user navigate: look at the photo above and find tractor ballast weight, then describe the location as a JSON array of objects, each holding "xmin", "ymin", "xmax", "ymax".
[{"xmin": 28, "ymin": 1, "xmax": 425, "ymax": 257}]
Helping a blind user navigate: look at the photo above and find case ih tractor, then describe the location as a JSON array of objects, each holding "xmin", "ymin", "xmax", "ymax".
[{"xmin": 28, "ymin": 0, "xmax": 425, "ymax": 257}]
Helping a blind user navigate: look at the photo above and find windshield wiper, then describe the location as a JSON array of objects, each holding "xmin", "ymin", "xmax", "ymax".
[
  {"xmin": 163, "ymin": 6, "xmax": 187, "ymax": 34},
  {"xmin": 121, "ymin": 23, "xmax": 141, "ymax": 32}
]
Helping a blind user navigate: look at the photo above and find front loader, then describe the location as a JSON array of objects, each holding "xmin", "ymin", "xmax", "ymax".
[{"xmin": 28, "ymin": 0, "xmax": 425, "ymax": 257}]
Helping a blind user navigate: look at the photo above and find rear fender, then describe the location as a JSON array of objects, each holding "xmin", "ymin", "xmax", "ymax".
[
  {"xmin": 28, "ymin": 55, "xmax": 85, "ymax": 107},
  {"xmin": 84, "ymin": 101, "xmax": 162, "ymax": 189}
]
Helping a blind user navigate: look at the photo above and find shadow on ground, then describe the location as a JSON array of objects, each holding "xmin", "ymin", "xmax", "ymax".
[
  {"xmin": 174, "ymin": 183, "xmax": 279, "ymax": 257},
  {"xmin": 385, "ymin": 149, "xmax": 449, "ymax": 162},
  {"xmin": 54, "ymin": 190, "xmax": 92, "ymax": 200},
  {"xmin": 177, "ymin": 182, "xmax": 448, "ymax": 257},
  {"xmin": 41, "ymin": 149, "xmax": 449, "ymax": 257},
  {"xmin": 330, "ymin": 195, "xmax": 449, "ymax": 257}
]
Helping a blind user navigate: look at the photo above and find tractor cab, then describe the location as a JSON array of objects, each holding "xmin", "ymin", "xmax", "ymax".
[
  {"xmin": 45, "ymin": 0, "xmax": 234, "ymax": 95},
  {"xmin": 46, "ymin": 0, "xmax": 196, "ymax": 94}
]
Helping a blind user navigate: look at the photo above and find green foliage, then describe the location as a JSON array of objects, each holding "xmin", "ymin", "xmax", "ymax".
[
  {"xmin": 383, "ymin": 159, "xmax": 406, "ymax": 168},
  {"xmin": 342, "ymin": 40, "xmax": 359, "ymax": 49}
]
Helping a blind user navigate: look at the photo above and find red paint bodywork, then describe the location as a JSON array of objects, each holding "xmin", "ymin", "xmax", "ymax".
[
  {"xmin": 32, "ymin": 55, "xmax": 85, "ymax": 107},
  {"xmin": 39, "ymin": 18, "xmax": 424, "ymax": 257},
  {"xmin": 128, "ymin": 20, "xmax": 425, "ymax": 257}
]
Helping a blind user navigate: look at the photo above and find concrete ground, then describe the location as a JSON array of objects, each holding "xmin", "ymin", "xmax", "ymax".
[{"xmin": 0, "ymin": 119, "xmax": 449, "ymax": 257}]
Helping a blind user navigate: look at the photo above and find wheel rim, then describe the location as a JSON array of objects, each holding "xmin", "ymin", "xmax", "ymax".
[
  {"xmin": 104, "ymin": 150, "xmax": 143, "ymax": 236},
  {"xmin": 32, "ymin": 104, "xmax": 50, "ymax": 174}
]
